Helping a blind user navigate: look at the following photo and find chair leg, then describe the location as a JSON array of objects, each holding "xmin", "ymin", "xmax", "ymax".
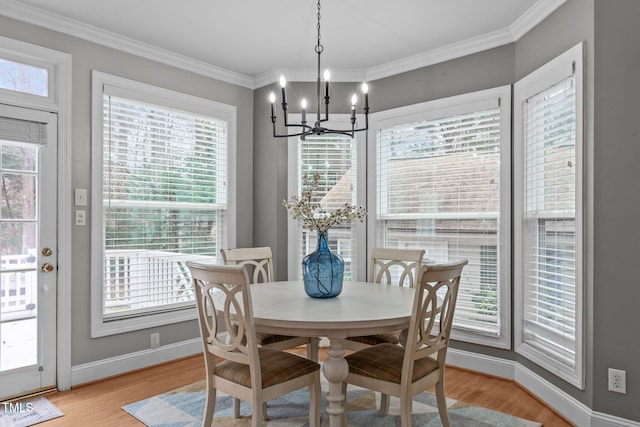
[
  {"xmin": 202, "ymin": 388, "xmax": 216, "ymax": 427},
  {"xmin": 309, "ymin": 373, "xmax": 321, "ymax": 427},
  {"xmin": 262, "ymin": 402, "xmax": 268, "ymax": 420},
  {"xmin": 435, "ymin": 381, "xmax": 451, "ymax": 427},
  {"xmin": 399, "ymin": 391, "xmax": 412, "ymax": 427},
  {"xmin": 378, "ymin": 393, "xmax": 390, "ymax": 416},
  {"xmin": 233, "ymin": 397, "xmax": 241, "ymax": 418},
  {"xmin": 307, "ymin": 337, "xmax": 320, "ymax": 362},
  {"xmin": 252, "ymin": 399, "xmax": 264, "ymax": 427}
]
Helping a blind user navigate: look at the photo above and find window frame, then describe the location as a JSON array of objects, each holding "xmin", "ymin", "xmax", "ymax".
[
  {"xmin": 286, "ymin": 114, "xmax": 367, "ymax": 281},
  {"xmin": 367, "ymin": 86, "xmax": 512, "ymax": 349},
  {"xmin": 513, "ymin": 42, "xmax": 585, "ymax": 388},
  {"xmin": 90, "ymin": 71, "xmax": 236, "ymax": 337},
  {"xmin": 0, "ymin": 37, "xmax": 57, "ymax": 111}
]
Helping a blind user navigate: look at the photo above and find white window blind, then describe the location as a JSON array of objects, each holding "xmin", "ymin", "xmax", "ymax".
[
  {"xmin": 0, "ymin": 116, "xmax": 47, "ymax": 145},
  {"xmin": 514, "ymin": 43, "xmax": 583, "ymax": 388},
  {"xmin": 375, "ymin": 91, "xmax": 509, "ymax": 342},
  {"xmin": 101, "ymin": 93, "xmax": 227, "ymax": 320},
  {"xmin": 293, "ymin": 134, "xmax": 360, "ymax": 280},
  {"xmin": 522, "ymin": 77, "xmax": 578, "ymax": 368}
]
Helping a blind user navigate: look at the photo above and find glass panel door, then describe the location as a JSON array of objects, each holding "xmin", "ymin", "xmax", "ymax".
[{"xmin": 0, "ymin": 104, "xmax": 57, "ymax": 398}]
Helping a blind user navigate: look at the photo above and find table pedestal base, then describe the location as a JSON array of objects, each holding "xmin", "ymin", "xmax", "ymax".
[{"xmin": 322, "ymin": 338, "xmax": 349, "ymax": 427}]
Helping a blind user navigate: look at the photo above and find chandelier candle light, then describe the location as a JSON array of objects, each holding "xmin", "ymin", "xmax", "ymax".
[{"xmin": 269, "ymin": 0, "xmax": 370, "ymax": 140}]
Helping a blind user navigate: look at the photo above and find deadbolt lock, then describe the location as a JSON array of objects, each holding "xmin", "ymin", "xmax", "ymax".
[{"xmin": 42, "ymin": 247, "xmax": 53, "ymax": 257}]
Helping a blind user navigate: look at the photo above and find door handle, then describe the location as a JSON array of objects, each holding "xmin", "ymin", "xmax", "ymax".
[{"xmin": 41, "ymin": 262, "xmax": 55, "ymax": 273}]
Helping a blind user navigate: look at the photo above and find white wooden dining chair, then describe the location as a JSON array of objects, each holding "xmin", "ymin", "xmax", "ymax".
[
  {"xmin": 220, "ymin": 247, "xmax": 319, "ymax": 361},
  {"xmin": 344, "ymin": 247, "xmax": 425, "ymax": 352},
  {"xmin": 342, "ymin": 260, "xmax": 468, "ymax": 427},
  {"xmin": 186, "ymin": 262, "xmax": 322, "ymax": 427}
]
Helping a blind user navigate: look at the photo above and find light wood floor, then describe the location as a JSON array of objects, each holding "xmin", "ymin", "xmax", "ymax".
[{"xmin": 39, "ymin": 349, "xmax": 573, "ymax": 426}]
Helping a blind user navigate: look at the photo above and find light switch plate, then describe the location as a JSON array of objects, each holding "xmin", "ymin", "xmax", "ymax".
[
  {"xmin": 75, "ymin": 188, "xmax": 88, "ymax": 206},
  {"xmin": 75, "ymin": 210, "xmax": 86, "ymax": 226}
]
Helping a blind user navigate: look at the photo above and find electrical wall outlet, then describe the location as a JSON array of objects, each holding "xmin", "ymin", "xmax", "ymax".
[
  {"xmin": 150, "ymin": 333, "xmax": 160, "ymax": 349},
  {"xmin": 608, "ymin": 368, "xmax": 626, "ymax": 394}
]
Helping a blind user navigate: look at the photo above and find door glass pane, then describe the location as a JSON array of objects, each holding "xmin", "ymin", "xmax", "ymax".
[
  {"xmin": 0, "ymin": 256, "xmax": 38, "ymax": 371},
  {"xmin": 1, "ymin": 140, "xmax": 39, "ymax": 372},
  {"xmin": 2, "ymin": 143, "xmax": 37, "ymax": 171},
  {"xmin": 0, "ymin": 59, "xmax": 48, "ymax": 97},
  {"xmin": 1, "ymin": 142, "xmax": 37, "ymax": 221},
  {"xmin": 1, "ymin": 313, "xmax": 38, "ymax": 370}
]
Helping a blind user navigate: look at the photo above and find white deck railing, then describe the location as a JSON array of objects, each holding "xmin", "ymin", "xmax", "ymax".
[
  {"xmin": 0, "ymin": 251, "xmax": 38, "ymax": 321},
  {"xmin": 103, "ymin": 250, "xmax": 205, "ymax": 314}
]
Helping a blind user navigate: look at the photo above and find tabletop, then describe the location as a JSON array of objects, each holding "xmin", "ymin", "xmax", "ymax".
[{"xmin": 250, "ymin": 280, "xmax": 416, "ymax": 339}]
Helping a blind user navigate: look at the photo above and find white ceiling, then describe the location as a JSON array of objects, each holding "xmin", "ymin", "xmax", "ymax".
[{"xmin": 2, "ymin": 0, "xmax": 565, "ymax": 87}]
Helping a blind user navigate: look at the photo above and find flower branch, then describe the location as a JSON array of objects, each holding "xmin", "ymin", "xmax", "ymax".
[{"xmin": 283, "ymin": 173, "xmax": 367, "ymax": 233}]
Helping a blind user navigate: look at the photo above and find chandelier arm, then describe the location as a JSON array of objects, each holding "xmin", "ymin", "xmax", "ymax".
[
  {"xmin": 272, "ymin": 122, "xmax": 314, "ymax": 139},
  {"xmin": 314, "ymin": 124, "xmax": 368, "ymax": 137}
]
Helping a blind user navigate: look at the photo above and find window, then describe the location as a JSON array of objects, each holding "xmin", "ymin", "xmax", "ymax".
[
  {"xmin": 369, "ymin": 86, "xmax": 511, "ymax": 348},
  {"xmin": 287, "ymin": 116, "xmax": 366, "ymax": 281},
  {"xmin": 0, "ymin": 37, "xmax": 58, "ymax": 111},
  {"xmin": 514, "ymin": 43, "xmax": 584, "ymax": 388},
  {"xmin": 0, "ymin": 58, "xmax": 48, "ymax": 97},
  {"xmin": 91, "ymin": 71, "xmax": 236, "ymax": 336}
]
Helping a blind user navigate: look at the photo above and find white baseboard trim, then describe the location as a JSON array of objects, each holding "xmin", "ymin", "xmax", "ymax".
[
  {"xmin": 514, "ymin": 362, "xmax": 592, "ymax": 426},
  {"xmin": 71, "ymin": 338, "xmax": 202, "ymax": 387},
  {"xmin": 447, "ymin": 348, "xmax": 639, "ymax": 427},
  {"xmin": 591, "ymin": 412, "xmax": 640, "ymax": 427},
  {"xmin": 447, "ymin": 347, "xmax": 515, "ymax": 380}
]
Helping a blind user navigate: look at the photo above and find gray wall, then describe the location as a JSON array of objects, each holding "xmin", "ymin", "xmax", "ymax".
[
  {"xmin": 253, "ymin": 0, "xmax": 639, "ymax": 421},
  {"xmin": 0, "ymin": 15, "xmax": 255, "ymax": 366},
  {"xmin": 592, "ymin": 0, "xmax": 640, "ymax": 419}
]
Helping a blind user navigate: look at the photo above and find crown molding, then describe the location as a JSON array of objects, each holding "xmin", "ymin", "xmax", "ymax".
[
  {"xmin": 253, "ymin": 68, "xmax": 367, "ymax": 89},
  {"xmin": 0, "ymin": 0, "xmax": 566, "ymax": 90},
  {"xmin": 365, "ymin": 0, "xmax": 566, "ymax": 82},
  {"xmin": 365, "ymin": 28, "xmax": 515, "ymax": 82},
  {"xmin": 0, "ymin": 0, "xmax": 254, "ymax": 89},
  {"xmin": 510, "ymin": 0, "xmax": 567, "ymax": 40}
]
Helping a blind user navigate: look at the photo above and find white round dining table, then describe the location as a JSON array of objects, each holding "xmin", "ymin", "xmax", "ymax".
[{"xmin": 249, "ymin": 280, "xmax": 416, "ymax": 427}]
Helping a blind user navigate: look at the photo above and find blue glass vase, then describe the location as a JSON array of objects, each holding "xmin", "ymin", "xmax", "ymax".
[{"xmin": 303, "ymin": 230, "xmax": 344, "ymax": 298}]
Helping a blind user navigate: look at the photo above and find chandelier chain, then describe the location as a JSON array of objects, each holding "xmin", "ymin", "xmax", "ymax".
[{"xmin": 315, "ymin": 0, "xmax": 323, "ymax": 54}]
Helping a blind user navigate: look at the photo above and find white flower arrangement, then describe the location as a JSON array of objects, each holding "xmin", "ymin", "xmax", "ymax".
[{"xmin": 283, "ymin": 172, "xmax": 367, "ymax": 233}]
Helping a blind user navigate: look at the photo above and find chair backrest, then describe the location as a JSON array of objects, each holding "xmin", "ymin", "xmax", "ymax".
[
  {"xmin": 186, "ymin": 262, "xmax": 260, "ymax": 372},
  {"xmin": 220, "ymin": 247, "xmax": 274, "ymax": 284},
  {"xmin": 403, "ymin": 260, "xmax": 468, "ymax": 371},
  {"xmin": 369, "ymin": 247, "xmax": 426, "ymax": 287}
]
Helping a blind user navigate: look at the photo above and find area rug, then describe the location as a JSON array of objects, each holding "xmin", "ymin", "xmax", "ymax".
[
  {"xmin": 123, "ymin": 378, "xmax": 541, "ymax": 427},
  {"xmin": 0, "ymin": 396, "xmax": 63, "ymax": 427}
]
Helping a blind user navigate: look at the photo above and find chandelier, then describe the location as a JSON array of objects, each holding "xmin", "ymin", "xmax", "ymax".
[{"xmin": 269, "ymin": 0, "xmax": 369, "ymax": 140}]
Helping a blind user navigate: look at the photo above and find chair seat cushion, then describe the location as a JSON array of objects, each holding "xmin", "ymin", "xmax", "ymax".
[
  {"xmin": 346, "ymin": 332, "xmax": 400, "ymax": 346},
  {"xmin": 216, "ymin": 347, "xmax": 319, "ymax": 388},
  {"xmin": 345, "ymin": 343, "xmax": 438, "ymax": 384},
  {"xmin": 255, "ymin": 332, "xmax": 298, "ymax": 346}
]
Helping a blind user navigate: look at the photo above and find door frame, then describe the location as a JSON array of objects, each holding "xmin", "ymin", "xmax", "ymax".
[{"xmin": 0, "ymin": 35, "xmax": 72, "ymax": 391}]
